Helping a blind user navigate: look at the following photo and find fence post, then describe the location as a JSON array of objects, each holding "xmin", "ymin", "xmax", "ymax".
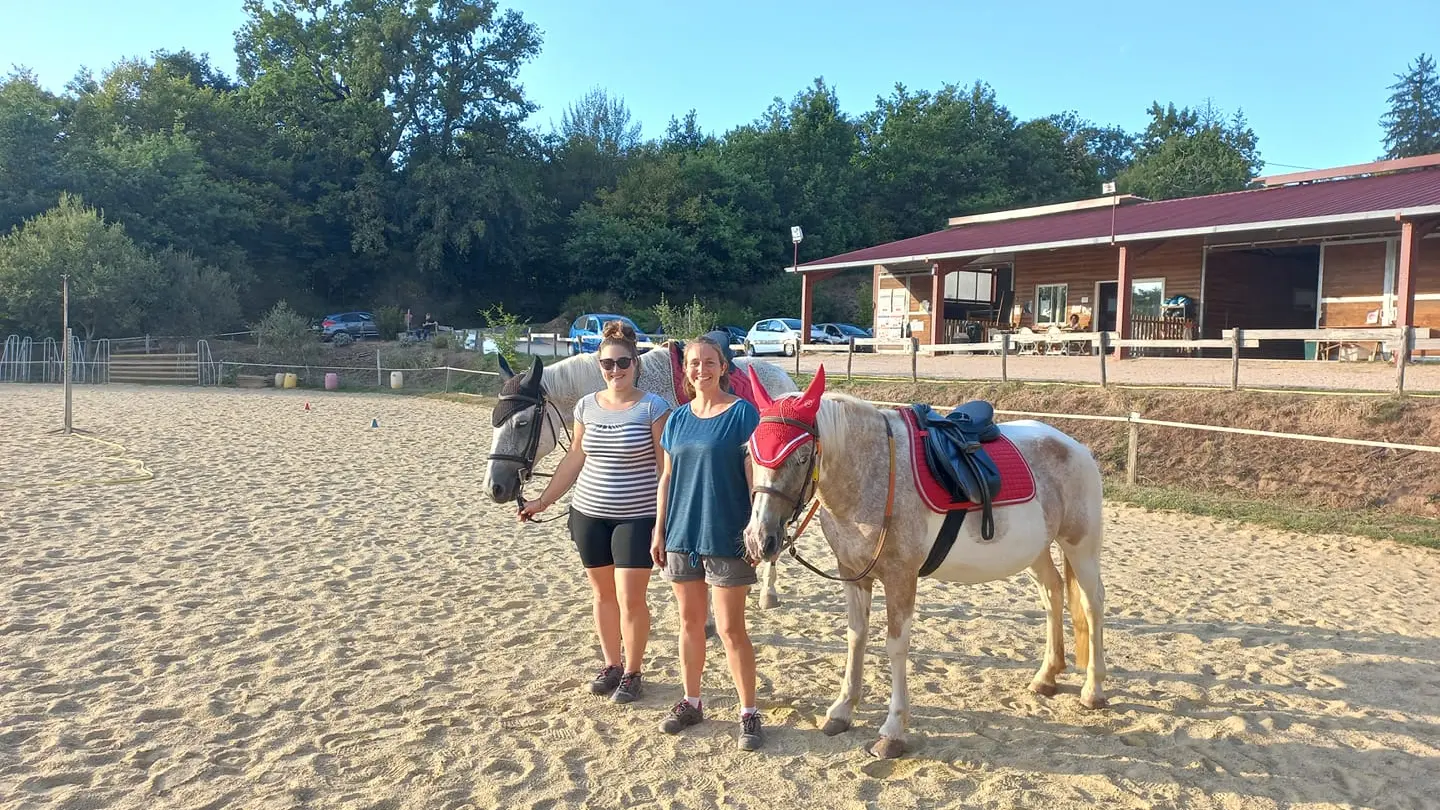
[
  {"xmin": 847, "ymin": 337, "xmax": 855, "ymax": 381},
  {"xmin": 377, "ymin": 350, "xmax": 382, "ymax": 388},
  {"xmin": 145, "ymin": 334, "xmax": 151, "ymax": 354},
  {"xmin": 1230, "ymin": 328, "xmax": 1242, "ymax": 391},
  {"xmin": 526, "ymin": 328, "xmax": 532, "ymax": 357},
  {"xmin": 445, "ymin": 366, "xmax": 452, "ymax": 393},
  {"xmin": 1098, "ymin": 332, "xmax": 1109, "ymax": 388},
  {"xmin": 1395, "ymin": 325, "xmax": 1410, "ymax": 396},
  {"xmin": 794, "ymin": 342, "xmax": 801, "ymax": 376},
  {"xmin": 1126, "ymin": 411, "xmax": 1140, "ymax": 485},
  {"xmin": 1000, "ymin": 333, "xmax": 1010, "ymax": 383},
  {"xmin": 910, "ymin": 337, "xmax": 919, "ymax": 382}
]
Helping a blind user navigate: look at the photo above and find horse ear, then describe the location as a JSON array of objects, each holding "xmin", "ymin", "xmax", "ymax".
[
  {"xmin": 528, "ymin": 356, "xmax": 543, "ymax": 386},
  {"xmin": 497, "ymin": 354, "xmax": 514, "ymax": 380},
  {"xmin": 797, "ymin": 365, "xmax": 826, "ymax": 417},
  {"xmin": 747, "ymin": 366, "xmax": 773, "ymax": 409}
]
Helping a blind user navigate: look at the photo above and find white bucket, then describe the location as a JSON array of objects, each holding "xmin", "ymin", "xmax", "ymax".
[
  {"xmin": 274, "ymin": 373, "xmax": 285, "ymax": 388},
  {"xmin": 390, "ymin": 370, "xmax": 404, "ymax": 389}
]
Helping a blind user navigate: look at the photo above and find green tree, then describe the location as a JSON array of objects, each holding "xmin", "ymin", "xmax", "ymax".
[
  {"xmin": 0, "ymin": 195, "xmax": 161, "ymax": 338},
  {"xmin": 1118, "ymin": 102, "xmax": 1261, "ymax": 200},
  {"xmin": 0, "ymin": 71, "xmax": 68, "ymax": 234},
  {"xmin": 1380, "ymin": 54, "xmax": 1440, "ymax": 159}
]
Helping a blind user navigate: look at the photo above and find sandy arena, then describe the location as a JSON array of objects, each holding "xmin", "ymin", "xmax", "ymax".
[{"xmin": 2, "ymin": 385, "xmax": 1437, "ymax": 810}]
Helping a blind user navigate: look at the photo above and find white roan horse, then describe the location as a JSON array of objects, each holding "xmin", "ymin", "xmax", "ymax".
[
  {"xmin": 741, "ymin": 367, "xmax": 1107, "ymax": 759},
  {"xmin": 482, "ymin": 348, "xmax": 799, "ymax": 607}
]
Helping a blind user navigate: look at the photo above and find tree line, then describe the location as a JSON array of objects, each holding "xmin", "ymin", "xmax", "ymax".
[{"xmin": 2, "ymin": 0, "xmax": 1436, "ymax": 339}]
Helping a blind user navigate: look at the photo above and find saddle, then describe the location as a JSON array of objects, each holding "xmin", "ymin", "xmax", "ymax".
[
  {"xmin": 668, "ymin": 332, "xmax": 757, "ymax": 406},
  {"xmin": 911, "ymin": 401, "xmax": 1004, "ymax": 567}
]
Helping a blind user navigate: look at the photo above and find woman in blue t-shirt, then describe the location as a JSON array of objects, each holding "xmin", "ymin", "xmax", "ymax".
[{"xmin": 650, "ymin": 334, "xmax": 764, "ymax": 751}]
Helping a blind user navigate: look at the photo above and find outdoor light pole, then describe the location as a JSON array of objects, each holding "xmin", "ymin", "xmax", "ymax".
[{"xmin": 61, "ymin": 273, "xmax": 72, "ymax": 435}]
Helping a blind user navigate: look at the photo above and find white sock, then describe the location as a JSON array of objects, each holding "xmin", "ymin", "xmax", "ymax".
[
  {"xmin": 685, "ymin": 696, "xmax": 701, "ymax": 709},
  {"xmin": 741, "ymin": 706, "xmax": 757, "ymax": 718}
]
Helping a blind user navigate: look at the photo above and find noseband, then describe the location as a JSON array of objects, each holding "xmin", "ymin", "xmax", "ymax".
[{"xmin": 750, "ymin": 413, "xmax": 897, "ymax": 583}]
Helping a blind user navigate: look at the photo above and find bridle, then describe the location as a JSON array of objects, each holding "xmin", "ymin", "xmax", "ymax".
[
  {"xmin": 486, "ymin": 388, "xmax": 573, "ymax": 522},
  {"xmin": 750, "ymin": 414, "xmax": 897, "ymax": 582}
]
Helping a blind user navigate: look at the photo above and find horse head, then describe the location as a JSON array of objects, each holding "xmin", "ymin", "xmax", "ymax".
[
  {"xmin": 483, "ymin": 355, "xmax": 555, "ymax": 504},
  {"xmin": 743, "ymin": 365, "xmax": 826, "ymax": 563}
]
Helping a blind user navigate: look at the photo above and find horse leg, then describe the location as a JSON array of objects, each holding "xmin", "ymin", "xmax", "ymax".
[
  {"xmin": 823, "ymin": 577, "xmax": 872, "ymax": 736},
  {"xmin": 1028, "ymin": 550, "xmax": 1066, "ymax": 697},
  {"xmin": 1063, "ymin": 553, "xmax": 1108, "ymax": 709},
  {"xmin": 871, "ymin": 576, "xmax": 916, "ymax": 759},
  {"xmin": 758, "ymin": 558, "xmax": 781, "ymax": 609}
]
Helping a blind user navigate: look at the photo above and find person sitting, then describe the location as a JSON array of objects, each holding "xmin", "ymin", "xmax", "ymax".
[{"xmin": 1066, "ymin": 313, "xmax": 1082, "ymax": 331}]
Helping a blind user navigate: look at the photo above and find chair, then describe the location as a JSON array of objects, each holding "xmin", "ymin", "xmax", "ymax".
[
  {"xmin": 1016, "ymin": 326, "xmax": 1041, "ymax": 355},
  {"xmin": 1044, "ymin": 325, "xmax": 1069, "ymax": 355}
]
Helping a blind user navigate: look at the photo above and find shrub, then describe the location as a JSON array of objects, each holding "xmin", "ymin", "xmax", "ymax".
[
  {"xmin": 652, "ymin": 294, "xmax": 717, "ymax": 341},
  {"xmin": 253, "ymin": 300, "xmax": 318, "ymax": 363},
  {"xmin": 374, "ymin": 305, "xmax": 405, "ymax": 340},
  {"xmin": 480, "ymin": 303, "xmax": 525, "ymax": 363}
]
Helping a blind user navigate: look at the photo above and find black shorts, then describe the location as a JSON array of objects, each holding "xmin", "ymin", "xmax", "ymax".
[{"xmin": 569, "ymin": 509, "xmax": 655, "ymax": 569}]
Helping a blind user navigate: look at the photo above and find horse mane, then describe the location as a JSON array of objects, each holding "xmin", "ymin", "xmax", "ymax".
[{"xmin": 814, "ymin": 393, "xmax": 883, "ymax": 467}]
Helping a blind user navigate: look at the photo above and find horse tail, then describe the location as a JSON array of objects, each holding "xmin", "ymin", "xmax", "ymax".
[{"xmin": 1064, "ymin": 554, "xmax": 1091, "ymax": 672}]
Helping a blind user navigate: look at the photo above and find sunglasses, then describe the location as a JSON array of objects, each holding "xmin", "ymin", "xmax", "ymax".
[{"xmin": 598, "ymin": 357, "xmax": 634, "ymax": 371}]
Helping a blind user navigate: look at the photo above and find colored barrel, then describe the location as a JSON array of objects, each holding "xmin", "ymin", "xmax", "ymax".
[
  {"xmin": 325, "ymin": 372, "xmax": 339, "ymax": 390},
  {"xmin": 390, "ymin": 371, "xmax": 404, "ymax": 389},
  {"xmin": 283, "ymin": 372, "xmax": 298, "ymax": 389}
]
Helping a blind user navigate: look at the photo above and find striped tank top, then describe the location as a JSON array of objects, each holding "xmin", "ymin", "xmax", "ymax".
[{"xmin": 571, "ymin": 392, "xmax": 670, "ymax": 520}]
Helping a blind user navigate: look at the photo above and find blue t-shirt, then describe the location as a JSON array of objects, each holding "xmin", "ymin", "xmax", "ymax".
[{"xmin": 660, "ymin": 398, "xmax": 760, "ymax": 559}]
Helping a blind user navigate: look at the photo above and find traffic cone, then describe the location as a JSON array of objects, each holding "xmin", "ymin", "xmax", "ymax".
[
  {"xmin": 304, "ymin": 401, "xmax": 311, "ymax": 411},
  {"xmin": 371, "ymin": 418, "xmax": 379, "ymax": 428}
]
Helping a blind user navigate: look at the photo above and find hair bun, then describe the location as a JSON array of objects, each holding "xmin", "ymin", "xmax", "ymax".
[{"xmin": 601, "ymin": 320, "xmax": 636, "ymax": 342}]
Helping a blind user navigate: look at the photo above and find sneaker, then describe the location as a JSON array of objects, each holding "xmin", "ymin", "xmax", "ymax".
[
  {"xmin": 659, "ymin": 700, "xmax": 704, "ymax": 734},
  {"xmin": 738, "ymin": 711, "xmax": 763, "ymax": 751},
  {"xmin": 612, "ymin": 672, "xmax": 642, "ymax": 704},
  {"xmin": 589, "ymin": 664, "xmax": 622, "ymax": 695}
]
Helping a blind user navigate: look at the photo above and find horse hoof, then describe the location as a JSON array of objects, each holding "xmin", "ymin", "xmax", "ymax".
[
  {"xmin": 1081, "ymin": 693, "xmax": 1109, "ymax": 710},
  {"xmin": 1029, "ymin": 681, "xmax": 1058, "ymax": 697},
  {"xmin": 821, "ymin": 718, "xmax": 851, "ymax": 736},
  {"xmin": 868, "ymin": 737, "xmax": 906, "ymax": 759},
  {"xmin": 759, "ymin": 594, "xmax": 780, "ymax": 609}
]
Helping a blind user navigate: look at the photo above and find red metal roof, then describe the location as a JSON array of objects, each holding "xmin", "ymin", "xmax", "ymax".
[{"xmin": 799, "ymin": 168, "xmax": 1440, "ymax": 270}]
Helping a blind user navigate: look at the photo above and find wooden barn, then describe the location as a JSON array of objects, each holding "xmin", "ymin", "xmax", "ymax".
[{"xmin": 793, "ymin": 154, "xmax": 1440, "ymax": 359}]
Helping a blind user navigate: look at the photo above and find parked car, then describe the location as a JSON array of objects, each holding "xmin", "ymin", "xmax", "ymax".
[
  {"xmin": 721, "ymin": 326, "xmax": 749, "ymax": 354},
  {"xmin": 744, "ymin": 318, "xmax": 826, "ymax": 357},
  {"xmin": 318, "ymin": 311, "xmax": 381, "ymax": 345},
  {"xmin": 569, "ymin": 313, "xmax": 650, "ymax": 354},
  {"xmin": 817, "ymin": 322, "xmax": 874, "ymax": 351}
]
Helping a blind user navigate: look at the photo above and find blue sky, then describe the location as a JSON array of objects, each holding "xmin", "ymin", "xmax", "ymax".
[{"xmin": 2, "ymin": 0, "xmax": 1431, "ymax": 173}]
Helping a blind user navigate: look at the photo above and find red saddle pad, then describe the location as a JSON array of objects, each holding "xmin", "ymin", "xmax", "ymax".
[{"xmin": 898, "ymin": 408, "xmax": 1037, "ymax": 515}]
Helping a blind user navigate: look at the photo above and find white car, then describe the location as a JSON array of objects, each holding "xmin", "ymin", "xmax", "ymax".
[{"xmin": 744, "ymin": 318, "xmax": 826, "ymax": 357}]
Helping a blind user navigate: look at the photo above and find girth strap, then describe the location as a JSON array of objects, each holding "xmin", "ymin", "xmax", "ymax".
[{"xmin": 918, "ymin": 510, "xmax": 966, "ymax": 577}]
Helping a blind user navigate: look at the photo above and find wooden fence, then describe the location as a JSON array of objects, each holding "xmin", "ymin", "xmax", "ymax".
[{"xmin": 793, "ymin": 326, "xmax": 1438, "ymax": 395}]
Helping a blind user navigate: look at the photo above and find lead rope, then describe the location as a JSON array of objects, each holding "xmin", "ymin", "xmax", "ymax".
[
  {"xmin": 786, "ymin": 418, "xmax": 896, "ymax": 583},
  {"xmin": 516, "ymin": 400, "xmax": 575, "ymax": 524}
]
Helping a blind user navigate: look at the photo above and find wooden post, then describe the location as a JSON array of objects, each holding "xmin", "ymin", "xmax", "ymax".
[
  {"xmin": 526, "ymin": 327, "xmax": 532, "ymax": 356},
  {"xmin": 1396, "ymin": 326, "xmax": 1410, "ymax": 396},
  {"xmin": 846, "ymin": 337, "xmax": 854, "ymax": 381},
  {"xmin": 794, "ymin": 342, "xmax": 801, "ymax": 376},
  {"xmin": 1098, "ymin": 332, "xmax": 1108, "ymax": 387},
  {"xmin": 377, "ymin": 350, "xmax": 382, "ymax": 387},
  {"xmin": 445, "ymin": 366, "xmax": 452, "ymax": 393},
  {"xmin": 1114, "ymin": 245, "xmax": 1133, "ymax": 359},
  {"xmin": 1000, "ymin": 333, "xmax": 1010, "ymax": 383},
  {"xmin": 1230, "ymin": 328, "xmax": 1242, "ymax": 391},
  {"xmin": 1125, "ymin": 412, "xmax": 1140, "ymax": 485},
  {"xmin": 911, "ymin": 337, "xmax": 919, "ymax": 382}
]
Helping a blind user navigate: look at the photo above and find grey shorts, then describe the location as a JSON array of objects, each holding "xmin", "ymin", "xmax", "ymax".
[{"xmin": 662, "ymin": 552, "xmax": 757, "ymax": 588}]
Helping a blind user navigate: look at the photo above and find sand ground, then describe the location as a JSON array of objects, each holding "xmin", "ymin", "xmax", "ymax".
[{"xmin": 1, "ymin": 385, "xmax": 1437, "ymax": 810}]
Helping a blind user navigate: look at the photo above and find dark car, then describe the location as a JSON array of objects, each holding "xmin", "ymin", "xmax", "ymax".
[
  {"xmin": 817, "ymin": 322, "xmax": 874, "ymax": 351},
  {"xmin": 721, "ymin": 326, "xmax": 749, "ymax": 354},
  {"xmin": 318, "ymin": 311, "xmax": 381, "ymax": 345}
]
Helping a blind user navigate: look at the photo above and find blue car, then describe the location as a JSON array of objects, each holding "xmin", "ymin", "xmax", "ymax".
[{"xmin": 569, "ymin": 313, "xmax": 650, "ymax": 354}]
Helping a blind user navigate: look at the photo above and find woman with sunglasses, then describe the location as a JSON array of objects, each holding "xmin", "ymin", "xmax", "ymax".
[{"xmin": 519, "ymin": 320, "xmax": 669, "ymax": 704}]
